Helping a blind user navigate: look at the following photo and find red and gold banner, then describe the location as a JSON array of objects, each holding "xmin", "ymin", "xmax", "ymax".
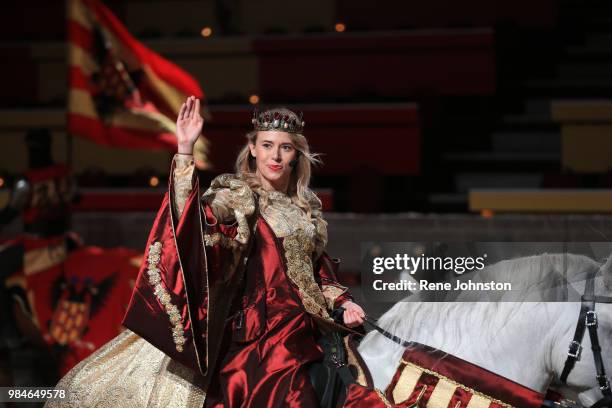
[
  {"xmin": 67, "ymin": 0, "xmax": 204, "ymax": 149},
  {"xmin": 5, "ymin": 237, "xmax": 141, "ymax": 375}
]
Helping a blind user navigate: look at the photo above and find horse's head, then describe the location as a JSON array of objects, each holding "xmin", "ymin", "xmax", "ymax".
[{"xmin": 550, "ymin": 256, "xmax": 612, "ymax": 405}]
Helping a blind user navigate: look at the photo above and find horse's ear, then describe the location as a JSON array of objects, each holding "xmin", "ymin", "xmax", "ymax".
[{"xmin": 602, "ymin": 256, "xmax": 612, "ymax": 289}]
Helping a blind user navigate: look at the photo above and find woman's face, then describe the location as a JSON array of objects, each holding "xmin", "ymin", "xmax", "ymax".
[{"xmin": 249, "ymin": 131, "xmax": 297, "ymax": 192}]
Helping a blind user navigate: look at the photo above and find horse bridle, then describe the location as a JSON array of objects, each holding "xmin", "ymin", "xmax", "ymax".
[{"xmin": 556, "ymin": 268, "xmax": 612, "ymax": 408}]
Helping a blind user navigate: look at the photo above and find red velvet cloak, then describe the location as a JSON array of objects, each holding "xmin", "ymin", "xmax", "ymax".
[{"xmin": 122, "ymin": 167, "xmax": 355, "ymax": 391}]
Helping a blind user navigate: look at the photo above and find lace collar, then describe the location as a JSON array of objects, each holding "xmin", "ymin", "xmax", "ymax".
[
  {"xmin": 265, "ymin": 189, "xmax": 291, "ymax": 202},
  {"xmin": 254, "ymin": 185, "xmax": 293, "ymax": 204}
]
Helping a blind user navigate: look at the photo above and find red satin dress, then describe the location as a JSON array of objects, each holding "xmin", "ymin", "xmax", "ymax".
[{"xmin": 204, "ymin": 217, "xmax": 324, "ymax": 407}]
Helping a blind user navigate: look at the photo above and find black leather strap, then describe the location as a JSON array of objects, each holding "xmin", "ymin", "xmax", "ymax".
[
  {"xmin": 582, "ymin": 295, "xmax": 612, "ymax": 304},
  {"xmin": 582, "ymin": 276, "xmax": 611, "ymax": 399},
  {"xmin": 363, "ymin": 316, "xmax": 412, "ymax": 348},
  {"xmin": 560, "ymin": 302, "xmax": 590, "ymax": 383},
  {"xmin": 585, "ymin": 313, "xmax": 612, "ymax": 397}
]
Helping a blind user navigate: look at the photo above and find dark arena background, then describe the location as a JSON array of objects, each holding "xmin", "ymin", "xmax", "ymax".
[{"xmin": 1, "ymin": 0, "xmax": 612, "ymax": 406}]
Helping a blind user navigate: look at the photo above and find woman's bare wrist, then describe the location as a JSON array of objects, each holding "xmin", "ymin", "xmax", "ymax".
[{"xmin": 178, "ymin": 144, "xmax": 194, "ymax": 155}]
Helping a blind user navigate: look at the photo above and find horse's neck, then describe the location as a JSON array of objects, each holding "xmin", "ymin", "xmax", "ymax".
[{"xmin": 374, "ymin": 302, "xmax": 564, "ymax": 393}]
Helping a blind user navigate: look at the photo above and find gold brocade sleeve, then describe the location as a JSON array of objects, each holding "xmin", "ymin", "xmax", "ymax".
[
  {"xmin": 172, "ymin": 157, "xmax": 238, "ymax": 225},
  {"xmin": 322, "ymin": 284, "xmax": 350, "ymax": 309},
  {"xmin": 303, "ymin": 189, "xmax": 350, "ymax": 310},
  {"xmin": 172, "ymin": 154, "xmax": 195, "ymax": 218},
  {"xmin": 315, "ymin": 254, "xmax": 354, "ymax": 310},
  {"xmin": 303, "ymin": 188, "xmax": 328, "ymax": 259}
]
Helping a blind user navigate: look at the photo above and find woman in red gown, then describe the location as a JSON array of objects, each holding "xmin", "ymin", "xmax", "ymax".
[
  {"xmin": 47, "ymin": 98, "xmax": 390, "ymax": 408},
  {"xmin": 173, "ymin": 98, "xmax": 367, "ymax": 406}
]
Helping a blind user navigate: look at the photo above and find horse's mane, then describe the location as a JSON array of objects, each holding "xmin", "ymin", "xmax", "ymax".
[
  {"xmin": 407, "ymin": 252, "xmax": 601, "ymax": 302},
  {"xmin": 476, "ymin": 252, "xmax": 600, "ymax": 295}
]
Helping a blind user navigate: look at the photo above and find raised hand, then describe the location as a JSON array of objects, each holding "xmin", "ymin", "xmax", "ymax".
[{"xmin": 176, "ymin": 96, "xmax": 203, "ymax": 154}]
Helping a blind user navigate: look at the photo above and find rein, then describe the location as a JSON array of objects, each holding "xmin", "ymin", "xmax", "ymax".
[{"xmin": 362, "ymin": 315, "xmax": 413, "ymax": 347}]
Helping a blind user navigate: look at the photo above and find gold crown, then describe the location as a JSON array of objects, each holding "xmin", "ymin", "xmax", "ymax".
[{"xmin": 251, "ymin": 108, "xmax": 305, "ymax": 133}]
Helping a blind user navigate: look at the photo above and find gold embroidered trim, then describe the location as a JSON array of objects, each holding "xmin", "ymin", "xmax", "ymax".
[
  {"xmin": 413, "ymin": 385, "xmax": 427, "ymax": 405},
  {"xmin": 399, "ymin": 360, "xmax": 515, "ymax": 408},
  {"xmin": 304, "ymin": 188, "xmax": 328, "ymax": 258},
  {"xmin": 344, "ymin": 336, "xmax": 368, "ymax": 387},
  {"xmin": 283, "ymin": 229, "xmax": 331, "ymax": 320},
  {"xmin": 321, "ymin": 284, "xmax": 348, "ymax": 310},
  {"xmin": 374, "ymin": 388, "xmax": 393, "ymax": 408},
  {"xmin": 147, "ymin": 242, "xmax": 186, "ymax": 352},
  {"xmin": 203, "ymin": 233, "xmax": 242, "ymax": 249},
  {"xmin": 258, "ymin": 191, "xmax": 313, "ymax": 239}
]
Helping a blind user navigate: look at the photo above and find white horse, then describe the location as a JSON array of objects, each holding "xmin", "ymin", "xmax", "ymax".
[{"xmin": 358, "ymin": 253, "xmax": 612, "ymax": 406}]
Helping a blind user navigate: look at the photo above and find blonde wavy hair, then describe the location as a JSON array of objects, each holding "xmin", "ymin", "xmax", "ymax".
[{"xmin": 234, "ymin": 107, "xmax": 322, "ymax": 216}]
